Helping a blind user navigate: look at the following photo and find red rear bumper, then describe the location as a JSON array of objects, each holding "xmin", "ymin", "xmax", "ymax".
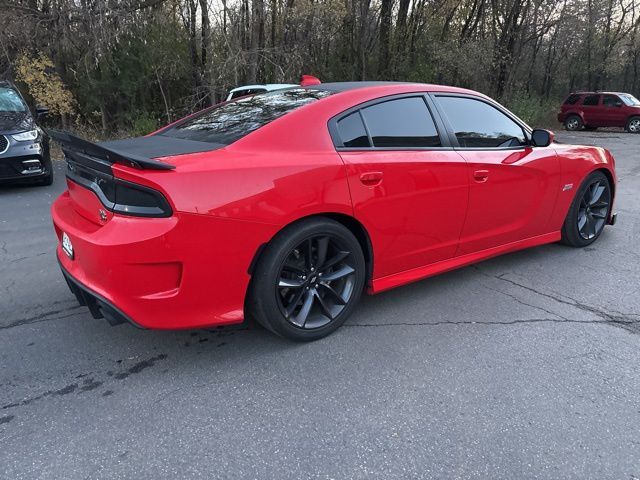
[{"xmin": 51, "ymin": 191, "xmax": 279, "ymax": 329}]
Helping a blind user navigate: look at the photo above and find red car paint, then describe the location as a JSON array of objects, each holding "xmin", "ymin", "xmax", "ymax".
[
  {"xmin": 557, "ymin": 91, "xmax": 640, "ymax": 128},
  {"xmin": 51, "ymin": 83, "xmax": 617, "ymax": 329}
]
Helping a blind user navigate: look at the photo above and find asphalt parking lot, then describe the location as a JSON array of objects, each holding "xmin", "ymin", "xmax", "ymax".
[{"xmin": 1, "ymin": 131, "xmax": 639, "ymax": 479}]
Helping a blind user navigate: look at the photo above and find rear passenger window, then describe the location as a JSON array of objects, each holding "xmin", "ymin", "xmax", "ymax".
[
  {"xmin": 564, "ymin": 94, "xmax": 581, "ymax": 105},
  {"xmin": 360, "ymin": 97, "xmax": 441, "ymax": 148},
  {"xmin": 583, "ymin": 95, "xmax": 600, "ymax": 106},
  {"xmin": 336, "ymin": 112, "xmax": 370, "ymax": 147}
]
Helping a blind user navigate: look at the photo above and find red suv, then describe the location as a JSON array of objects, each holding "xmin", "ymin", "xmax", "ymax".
[{"xmin": 558, "ymin": 91, "xmax": 640, "ymax": 132}]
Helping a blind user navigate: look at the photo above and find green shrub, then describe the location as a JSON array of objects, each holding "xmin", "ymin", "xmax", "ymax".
[{"xmin": 505, "ymin": 94, "xmax": 560, "ymax": 128}]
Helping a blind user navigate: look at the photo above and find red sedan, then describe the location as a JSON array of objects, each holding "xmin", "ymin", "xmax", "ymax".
[{"xmin": 51, "ymin": 82, "xmax": 617, "ymax": 341}]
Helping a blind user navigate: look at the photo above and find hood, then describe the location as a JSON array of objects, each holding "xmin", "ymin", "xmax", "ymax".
[{"xmin": 0, "ymin": 111, "xmax": 35, "ymax": 134}]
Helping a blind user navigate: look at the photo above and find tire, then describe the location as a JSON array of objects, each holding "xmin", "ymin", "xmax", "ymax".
[
  {"xmin": 626, "ymin": 116, "xmax": 640, "ymax": 133},
  {"xmin": 248, "ymin": 217, "xmax": 366, "ymax": 341},
  {"xmin": 564, "ymin": 115, "xmax": 583, "ymax": 131},
  {"xmin": 561, "ymin": 171, "xmax": 612, "ymax": 247}
]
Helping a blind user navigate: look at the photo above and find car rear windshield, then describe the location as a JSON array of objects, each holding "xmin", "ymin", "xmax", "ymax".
[
  {"xmin": 620, "ymin": 94, "xmax": 640, "ymax": 106},
  {"xmin": 0, "ymin": 87, "xmax": 27, "ymax": 112},
  {"xmin": 161, "ymin": 88, "xmax": 332, "ymax": 145}
]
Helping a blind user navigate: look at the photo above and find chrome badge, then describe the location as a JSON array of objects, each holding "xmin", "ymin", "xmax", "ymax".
[
  {"xmin": 99, "ymin": 209, "xmax": 108, "ymax": 222},
  {"xmin": 562, "ymin": 183, "xmax": 574, "ymax": 191}
]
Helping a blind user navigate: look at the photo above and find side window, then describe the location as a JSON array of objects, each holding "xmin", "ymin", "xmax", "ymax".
[
  {"xmin": 435, "ymin": 96, "xmax": 526, "ymax": 148},
  {"xmin": 602, "ymin": 95, "xmax": 621, "ymax": 107},
  {"xmin": 582, "ymin": 94, "xmax": 600, "ymax": 106},
  {"xmin": 336, "ymin": 112, "xmax": 370, "ymax": 147},
  {"xmin": 229, "ymin": 88, "xmax": 266, "ymax": 100},
  {"xmin": 564, "ymin": 94, "xmax": 581, "ymax": 105},
  {"xmin": 359, "ymin": 97, "xmax": 441, "ymax": 148}
]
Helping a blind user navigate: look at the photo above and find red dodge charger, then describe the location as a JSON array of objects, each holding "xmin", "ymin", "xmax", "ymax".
[{"xmin": 51, "ymin": 82, "xmax": 617, "ymax": 341}]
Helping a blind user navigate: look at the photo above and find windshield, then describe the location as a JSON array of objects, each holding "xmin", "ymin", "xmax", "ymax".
[
  {"xmin": 161, "ymin": 88, "xmax": 332, "ymax": 145},
  {"xmin": 0, "ymin": 87, "xmax": 27, "ymax": 112},
  {"xmin": 620, "ymin": 94, "xmax": 640, "ymax": 106}
]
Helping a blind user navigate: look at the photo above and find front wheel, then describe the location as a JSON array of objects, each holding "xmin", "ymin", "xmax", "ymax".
[
  {"xmin": 561, "ymin": 171, "xmax": 612, "ymax": 247},
  {"xmin": 626, "ymin": 116, "xmax": 640, "ymax": 133},
  {"xmin": 249, "ymin": 218, "xmax": 366, "ymax": 341}
]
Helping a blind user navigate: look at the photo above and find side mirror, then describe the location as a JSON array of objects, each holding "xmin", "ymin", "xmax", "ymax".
[
  {"xmin": 615, "ymin": 101, "xmax": 623, "ymax": 108},
  {"xmin": 35, "ymin": 105, "xmax": 49, "ymax": 118},
  {"xmin": 531, "ymin": 129, "xmax": 554, "ymax": 147}
]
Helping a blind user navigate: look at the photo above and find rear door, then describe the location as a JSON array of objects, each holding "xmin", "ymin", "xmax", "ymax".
[
  {"xmin": 332, "ymin": 94, "xmax": 469, "ymax": 278},
  {"xmin": 581, "ymin": 94, "xmax": 602, "ymax": 126},
  {"xmin": 431, "ymin": 94, "xmax": 561, "ymax": 255}
]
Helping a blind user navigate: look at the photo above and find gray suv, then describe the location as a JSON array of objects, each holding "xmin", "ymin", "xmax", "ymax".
[{"xmin": 0, "ymin": 81, "xmax": 52, "ymax": 186}]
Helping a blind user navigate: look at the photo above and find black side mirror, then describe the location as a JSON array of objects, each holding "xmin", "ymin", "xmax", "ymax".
[
  {"xmin": 615, "ymin": 101, "xmax": 623, "ymax": 108},
  {"xmin": 531, "ymin": 129, "xmax": 554, "ymax": 147},
  {"xmin": 35, "ymin": 106, "xmax": 49, "ymax": 118}
]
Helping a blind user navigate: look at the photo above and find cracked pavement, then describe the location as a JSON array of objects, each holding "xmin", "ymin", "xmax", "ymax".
[{"xmin": 1, "ymin": 131, "xmax": 639, "ymax": 479}]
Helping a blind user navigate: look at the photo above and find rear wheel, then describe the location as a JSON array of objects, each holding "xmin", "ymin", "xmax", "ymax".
[
  {"xmin": 249, "ymin": 218, "xmax": 366, "ymax": 341},
  {"xmin": 626, "ymin": 116, "xmax": 640, "ymax": 133},
  {"xmin": 561, "ymin": 171, "xmax": 611, "ymax": 247},
  {"xmin": 564, "ymin": 115, "xmax": 583, "ymax": 131}
]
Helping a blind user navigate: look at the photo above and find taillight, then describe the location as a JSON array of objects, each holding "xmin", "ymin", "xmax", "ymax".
[
  {"xmin": 105, "ymin": 178, "xmax": 172, "ymax": 218},
  {"xmin": 66, "ymin": 154, "xmax": 172, "ymax": 218}
]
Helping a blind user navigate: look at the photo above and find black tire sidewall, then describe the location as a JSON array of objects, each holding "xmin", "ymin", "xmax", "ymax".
[
  {"xmin": 561, "ymin": 171, "xmax": 611, "ymax": 247},
  {"xmin": 249, "ymin": 218, "xmax": 366, "ymax": 341}
]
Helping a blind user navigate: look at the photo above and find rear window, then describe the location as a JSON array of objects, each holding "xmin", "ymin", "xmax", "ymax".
[
  {"xmin": 162, "ymin": 88, "xmax": 332, "ymax": 145},
  {"xmin": 564, "ymin": 94, "xmax": 581, "ymax": 105},
  {"xmin": 582, "ymin": 94, "xmax": 600, "ymax": 106}
]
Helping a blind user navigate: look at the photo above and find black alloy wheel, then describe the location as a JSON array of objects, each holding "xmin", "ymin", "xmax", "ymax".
[
  {"xmin": 249, "ymin": 218, "xmax": 366, "ymax": 341},
  {"xmin": 561, "ymin": 171, "xmax": 612, "ymax": 247},
  {"xmin": 577, "ymin": 178, "xmax": 611, "ymax": 240},
  {"xmin": 277, "ymin": 235, "xmax": 356, "ymax": 329}
]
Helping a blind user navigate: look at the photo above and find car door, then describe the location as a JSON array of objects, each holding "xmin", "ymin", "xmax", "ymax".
[
  {"xmin": 332, "ymin": 94, "xmax": 469, "ymax": 279},
  {"xmin": 431, "ymin": 94, "xmax": 561, "ymax": 255},
  {"xmin": 581, "ymin": 94, "xmax": 601, "ymax": 126},
  {"xmin": 601, "ymin": 94, "xmax": 626, "ymax": 126}
]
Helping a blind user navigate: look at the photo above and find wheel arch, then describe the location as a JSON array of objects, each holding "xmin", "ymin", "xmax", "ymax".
[{"xmin": 248, "ymin": 212, "xmax": 374, "ymax": 287}]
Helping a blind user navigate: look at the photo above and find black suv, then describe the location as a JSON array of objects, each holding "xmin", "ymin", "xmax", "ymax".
[{"xmin": 0, "ymin": 81, "xmax": 52, "ymax": 185}]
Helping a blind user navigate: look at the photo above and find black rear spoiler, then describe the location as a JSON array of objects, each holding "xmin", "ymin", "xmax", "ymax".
[{"xmin": 47, "ymin": 129, "xmax": 176, "ymax": 171}]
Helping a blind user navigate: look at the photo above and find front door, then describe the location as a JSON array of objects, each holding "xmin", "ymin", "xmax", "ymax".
[{"xmin": 431, "ymin": 94, "xmax": 561, "ymax": 255}]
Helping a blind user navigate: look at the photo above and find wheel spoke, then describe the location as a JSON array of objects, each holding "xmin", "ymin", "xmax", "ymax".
[
  {"xmin": 305, "ymin": 238, "xmax": 313, "ymax": 269},
  {"xmin": 279, "ymin": 277, "xmax": 304, "ymax": 288},
  {"xmin": 321, "ymin": 251, "xmax": 350, "ymax": 271},
  {"xmin": 591, "ymin": 201, "xmax": 608, "ymax": 210},
  {"xmin": 316, "ymin": 236, "xmax": 329, "ymax": 269},
  {"xmin": 314, "ymin": 290, "xmax": 334, "ymax": 320},
  {"xmin": 589, "ymin": 184, "xmax": 605, "ymax": 205},
  {"xmin": 322, "ymin": 265, "xmax": 355, "ymax": 281},
  {"xmin": 577, "ymin": 211, "xmax": 587, "ymax": 231},
  {"xmin": 591, "ymin": 211, "xmax": 607, "ymax": 219},
  {"xmin": 588, "ymin": 215, "xmax": 597, "ymax": 238},
  {"xmin": 290, "ymin": 291, "xmax": 314, "ymax": 327},
  {"xmin": 285, "ymin": 288, "xmax": 306, "ymax": 317},
  {"xmin": 318, "ymin": 282, "xmax": 346, "ymax": 305}
]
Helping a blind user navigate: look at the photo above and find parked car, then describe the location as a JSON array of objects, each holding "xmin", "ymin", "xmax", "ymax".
[
  {"xmin": 226, "ymin": 83, "xmax": 298, "ymax": 101},
  {"xmin": 226, "ymin": 75, "xmax": 321, "ymax": 100},
  {"xmin": 558, "ymin": 91, "xmax": 640, "ymax": 132},
  {"xmin": 0, "ymin": 81, "xmax": 52, "ymax": 185},
  {"xmin": 50, "ymin": 82, "xmax": 617, "ymax": 341}
]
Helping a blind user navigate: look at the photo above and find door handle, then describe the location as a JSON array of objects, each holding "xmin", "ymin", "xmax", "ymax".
[
  {"xmin": 473, "ymin": 169, "xmax": 490, "ymax": 183},
  {"xmin": 360, "ymin": 171, "xmax": 383, "ymax": 186}
]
